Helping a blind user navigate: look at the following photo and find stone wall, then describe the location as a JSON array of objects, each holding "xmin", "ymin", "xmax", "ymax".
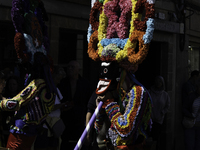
[{"xmin": 48, "ymin": 14, "xmax": 89, "ymax": 65}]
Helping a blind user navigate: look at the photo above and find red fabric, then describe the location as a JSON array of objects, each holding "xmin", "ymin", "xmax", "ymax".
[
  {"xmin": 6, "ymin": 133, "xmax": 36, "ymax": 150},
  {"xmin": 102, "ymin": 98, "xmax": 115, "ymax": 108},
  {"xmin": 115, "ymin": 145, "xmax": 130, "ymax": 150},
  {"xmin": 115, "ymin": 143, "xmax": 144, "ymax": 150}
]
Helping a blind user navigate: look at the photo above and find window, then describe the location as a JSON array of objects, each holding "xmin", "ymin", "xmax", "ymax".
[
  {"xmin": 188, "ymin": 45, "xmax": 200, "ymax": 74},
  {"xmin": 59, "ymin": 28, "xmax": 88, "ymax": 76}
]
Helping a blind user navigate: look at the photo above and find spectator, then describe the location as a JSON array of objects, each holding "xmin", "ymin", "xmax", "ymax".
[
  {"xmin": 0, "ymin": 72, "xmax": 6, "ymax": 100},
  {"xmin": 1, "ymin": 67, "xmax": 13, "ymax": 80},
  {"xmin": 182, "ymin": 70, "xmax": 200, "ymax": 150},
  {"xmin": 3, "ymin": 75, "xmax": 22, "ymax": 99},
  {"xmin": 85, "ymin": 91, "xmax": 99, "ymax": 150},
  {"xmin": 149, "ymin": 76, "xmax": 170, "ymax": 150},
  {"xmin": 191, "ymin": 83, "xmax": 200, "ymax": 150},
  {"xmin": 182, "ymin": 82, "xmax": 200, "ymax": 150},
  {"xmin": 0, "ymin": 72, "xmax": 6, "ymax": 147},
  {"xmin": 1, "ymin": 75, "xmax": 23, "ymax": 146},
  {"xmin": 182, "ymin": 70, "xmax": 200, "ymax": 104},
  {"xmin": 58, "ymin": 60, "xmax": 91, "ymax": 150}
]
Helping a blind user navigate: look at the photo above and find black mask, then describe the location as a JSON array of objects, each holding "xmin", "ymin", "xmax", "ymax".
[{"xmin": 96, "ymin": 61, "xmax": 120, "ymax": 95}]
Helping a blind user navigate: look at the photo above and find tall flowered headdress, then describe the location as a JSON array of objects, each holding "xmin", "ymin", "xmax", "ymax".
[
  {"xmin": 88, "ymin": 0, "xmax": 155, "ymax": 95},
  {"xmin": 11, "ymin": 0, "xmax": 55, "ymax": 89},
  {"xmin": 11, "ymin": 0, "xmax": 50, "ymax": 64},
  {"xmin": 88, "ymin": 0, "xmax": 155, "ymax": 67}
]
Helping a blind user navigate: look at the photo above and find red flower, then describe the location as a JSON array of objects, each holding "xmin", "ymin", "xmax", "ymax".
[
  {"xmin": 133, "ymin": 0, "xmax": 155, "ymax": 31},
  {"xmin": 89, "ymin": 1, "xmax": 103, "ymax": 31},
  {"xmin": 88, "ymin": 30, "xmax": 100, "ymax": 61},
  {"xmin": 14, "ymin": 32, "xmax": 30, "ymax": 63}
]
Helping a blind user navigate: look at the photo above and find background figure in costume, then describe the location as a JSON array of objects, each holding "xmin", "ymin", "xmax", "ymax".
[
  {"xmin": 0, "ymin": 52, "xmax": 56, "ymax": 150},
  {"xmin": 58, "ymin": 60, "xmax": 91, "ymax": 150},
  {"xmin": 0, "ymin": 0, "xmax": 57, "ymax": 149},
  {"xmin": 148, "ymin": 76, "xmax": 170, "ymax": 150},
  {"xmin": 85, "ymin": 0, "xmax": 156, "ymax": 149}
]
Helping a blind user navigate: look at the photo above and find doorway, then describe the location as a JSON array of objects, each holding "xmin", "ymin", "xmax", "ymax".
[{"xmin": 135, "ymin": 41, "xmax": 168, "ymax": 90}]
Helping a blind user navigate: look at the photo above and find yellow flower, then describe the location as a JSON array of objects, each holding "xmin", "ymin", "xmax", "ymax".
[
  {"xmin": 97, "ymin": 0, "xmax": 110, "ymax": 57},
  {"xmin": 116, "ymin": 135, "xmax": 127, "ymax": 146}
]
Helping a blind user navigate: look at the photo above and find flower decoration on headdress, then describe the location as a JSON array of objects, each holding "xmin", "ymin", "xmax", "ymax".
[
  {"xmin": 11, "ymin": 0, "xmax": 49, "ymax": 64},
  {"xmin": 101, "ymin": 44, "xmax": 120, "ymax": 61},
  {"xmin": 87, "ymin": 0, "xmax": 155, "ymax": 70}
]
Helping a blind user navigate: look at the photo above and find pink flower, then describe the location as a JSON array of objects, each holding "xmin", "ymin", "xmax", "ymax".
[{"xmin": 104, "ymin": 0, "xmax": 132, "ymax": 39}]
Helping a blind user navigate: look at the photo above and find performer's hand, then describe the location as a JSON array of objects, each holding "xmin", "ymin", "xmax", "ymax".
[
  {"xmin": 96, "ymin": 95, "xmax": 104, "ymax": 106},
  {"xmin": 84, "ymin": 133, "xmax": 92, "ymax": 146},
  {"xmin": 96, "ymin": 91, "xmax": 113, "ymax": 106}
]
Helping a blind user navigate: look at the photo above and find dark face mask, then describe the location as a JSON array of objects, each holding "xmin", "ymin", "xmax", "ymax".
[{"xmin": 96, "ymin": 61, "xmax": 120, "ymax": 95}]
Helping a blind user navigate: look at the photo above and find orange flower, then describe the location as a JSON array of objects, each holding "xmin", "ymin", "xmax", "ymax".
[
  {"xmin": 127, "ymin": 30, "xmax": 150, "ymax": 65},
  {"xmin": 89, "ymin": 1, "xmax": 103, "ymax": 31},
  {"xmin": 88, "ymin": 30, "xmax": 100, "ymax": 61},
  {"xmin": 134, "ymin": 0, "xmax": 155, "ymax": 31},
  {"xmin": 14, "ymin": 32, "xmax": 29, "ymax": 63}
]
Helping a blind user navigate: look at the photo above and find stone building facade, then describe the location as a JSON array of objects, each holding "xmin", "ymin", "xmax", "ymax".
[
  {"xmin": 0, "ymin": 0, "xmax": 200, "ymax": 149},
  {"xmin": 152, "ymin": 1, "xmax": 200, "ymax": 150}
]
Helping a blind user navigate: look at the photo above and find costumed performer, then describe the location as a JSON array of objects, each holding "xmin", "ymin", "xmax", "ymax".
[
  {"xmin": 0, "ymin": 0, "xmax": 57, "ymax": 149},
  {"xmin": 87, "ymin": 0, "xmax": 155, "ymax": 149}
]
